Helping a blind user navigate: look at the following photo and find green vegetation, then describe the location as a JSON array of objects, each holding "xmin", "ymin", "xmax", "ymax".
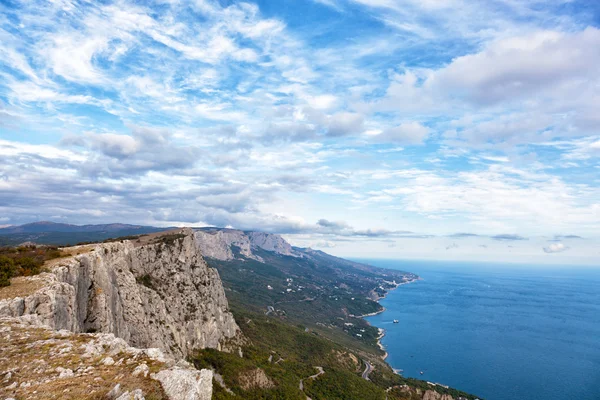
[
  {"xmin": 192, "ymin": 310, "xmax": 376, "ymax": 399},
  {"xmin": 207, "ymin": 247, "xmax": 405, "ymax": 353},
  {"xmin": 201, "ymin": 246, "xmax": 481, "ymax": 399},
  {"xmin": 304, "ymin": 369, "xmax": 385, "ymax": 400},
  {"xmin": 136, "ymin": 274, "xmax": 155, "ymax": 290},
  {"xmin": 0, "ymin": 245, "xmax": 65, "ymax": 287},
  {"xmin": 0, "ymin": 256, "xmax": 15, "ymax": 287},
  {"xmin": 153, "ymin": 233, "xmax": 186, "ymax": 246}
]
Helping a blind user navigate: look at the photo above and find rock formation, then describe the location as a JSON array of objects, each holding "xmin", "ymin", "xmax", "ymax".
[
  {"xmin": 194, "ymin": 228, "xmax": 300, "ymax": 262},
  {"xmin": 0, "ymin": 228, "xmax": 239, "ymax": 358}
]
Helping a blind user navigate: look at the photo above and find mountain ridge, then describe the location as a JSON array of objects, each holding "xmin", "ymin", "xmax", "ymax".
[{"xmin": 0, "ymin": 221, "xmax": 162, "ymax": 234}]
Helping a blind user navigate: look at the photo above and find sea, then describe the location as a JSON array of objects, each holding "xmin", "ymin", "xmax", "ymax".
[{"xmin": 360, "ymin": 259, "xmax": 600, "ymax": 400}]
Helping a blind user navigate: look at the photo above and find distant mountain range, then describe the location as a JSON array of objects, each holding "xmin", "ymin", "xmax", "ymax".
[{"xmin": 0, "ymin": 221, "xmax": 166, "ymax": 246}]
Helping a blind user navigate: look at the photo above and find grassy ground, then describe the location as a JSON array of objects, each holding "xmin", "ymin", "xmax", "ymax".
[{"xmin": 0, "ymin": 321, "xmax": 167, "ymax": 400}]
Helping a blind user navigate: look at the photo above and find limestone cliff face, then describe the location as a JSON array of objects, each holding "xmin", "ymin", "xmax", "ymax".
[
  {"xmin": 246, "ymin": 231, "xmax": 296, "ymax": 256},
  {"xmin": 0, "ymin": 228, "xmax": 239, "ymax": 358},
  {"xmin": 194, "ymin": 228, "xmax": 299, "ymax": 262},
  {"xmin": 193, "ymin": 229, "xmax": 257, "ymax": 261}
]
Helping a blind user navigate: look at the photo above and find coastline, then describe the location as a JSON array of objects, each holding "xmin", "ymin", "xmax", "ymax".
[
  {"xmin": 377, "ymin": 328, "xmax": 388, "ymax": 360},
  {"xmin": 364, "ymin": 276, "xmax": 421, "ymax": 361}
]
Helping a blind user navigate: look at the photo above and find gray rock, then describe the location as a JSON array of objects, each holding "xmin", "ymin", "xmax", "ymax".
[
  {"xmin": 102, "ymin": 357, "xmax": 116, "ymax": 366},
  {"xmin": 116, "ymin": 389, "xmax": 145, "ymax": 400},
  {"xmin": 0, "ymin": 229, "xmax": 239, "ymax": 358},
  {"xmin": 194, "ymin": 229, "xmax": 300, "ymax": 262},
  {"xmin": 107, "ymin": 383, "xmax": 121, "ymax": 399},
  {"xmin": 132, "ymin": 363, "xmax": 149, "ymax": 378},
  {"xmin": 152, "ymin": 368, "xmax": 212, "ymax": 400},
  {"xmin": 56, "ymin": 367, "xmax": 74, "ymax": 378}
]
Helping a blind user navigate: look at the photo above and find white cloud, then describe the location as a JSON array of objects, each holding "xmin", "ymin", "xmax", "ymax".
[
  {"xmin": 374, "ymin": 165, "xmax": 600, "ymax": 235},
  {"xmin": 429, "ymin": 28, "xmax": 600, "ymax": 105},
  {"xmin": 87, "ymin": 133, "xmax": 140, "ymax": 158},
  {"xmin": 327, "ymin": 112, "xmax": 364, "ymax": 136},
  {"xmin": 1, "ymin": 0, "xmax": 599, "ymax": 264},
  {"xmin": 375, "ymin": 122, "xmax": 430, "ymax": 144},
  {"xmin": 543, "ymin": 242, "xmax": 568, "ymax": 253},
  {"xmin": 43, "ymin": 35, "xmax": 109, "ymax": 84}
]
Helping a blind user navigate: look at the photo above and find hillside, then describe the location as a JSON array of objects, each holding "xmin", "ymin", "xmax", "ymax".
[{"xmin": 194, "ymin": 228, "xmax": 480, "ymax": 399}]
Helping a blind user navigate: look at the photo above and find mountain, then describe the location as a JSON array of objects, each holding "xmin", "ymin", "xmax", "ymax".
[
  {"xmin": 0, "ymin": 221, "xmax": 166, "ymax": 246},
  {"xmin": 194, "ymin": 228, "xmax": 480, "ymax": 399},
  {"xmin": 0, "ymin": 221, "xmax": 155, "ymax": 233},
  {"xmin": 194, "ymin": 227, "xmax": 299, "ymax": 261},
  {"xmin": 0, "ymin": 227, "xmax": 481, "ymax": 400},
  {"xmin": 195, "ymin": 228, "xmax": 416, "ymax": 346}
]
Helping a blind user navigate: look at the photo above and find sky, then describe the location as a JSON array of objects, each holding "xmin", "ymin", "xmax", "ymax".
[{"xmin": 0, "ymin": 0, "xmax": 599, "ymax": 265}]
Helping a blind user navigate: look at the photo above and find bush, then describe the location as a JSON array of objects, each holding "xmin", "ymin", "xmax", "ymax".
[
  {"xmin": 0, "ymin": 245, "xmax": 65, "ymax": 287},
  {"xmin": 0, "ymin": 256, "xmax": 16, "ymax": 287},
  {"xmin": 16, "ymin": 256, "xmax": 42, "ymax": 276}
]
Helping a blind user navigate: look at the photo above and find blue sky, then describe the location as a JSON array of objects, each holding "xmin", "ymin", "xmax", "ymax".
[{"xmin": 0, "ymin": 0, "xmax": 599, "ymax": 264}]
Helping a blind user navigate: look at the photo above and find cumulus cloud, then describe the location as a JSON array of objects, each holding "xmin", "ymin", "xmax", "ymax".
[
  {"xmin": 326, "ymin": 112, "xmax": 365, "ymax": 137},
  {"xmin": 543, "ymin": 242, "xmax": 569, "ymax": 253},
  {"xmin": 87, "ymin": 133, "xmax": 140, "ymax": 159},
  {"xmin": 368, "ymin": 28, "xmax": 600, "ymax": 150}
]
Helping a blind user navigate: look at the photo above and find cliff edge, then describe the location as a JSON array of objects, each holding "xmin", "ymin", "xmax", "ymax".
[{"xmin": 0, "ymin": 228, "xmax": 240, "ymax": 358}]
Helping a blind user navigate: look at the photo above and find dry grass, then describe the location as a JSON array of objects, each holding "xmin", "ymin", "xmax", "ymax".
[
  {"xmin": 0, "ymin": 276, "xmax": 47, "ymax": 300},
  {"xmin": 56, "ymin": 245, "xmax": 96, "ymax": 258}
]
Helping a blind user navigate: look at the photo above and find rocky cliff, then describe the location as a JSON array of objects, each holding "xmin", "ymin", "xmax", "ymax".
[
  {"xmin": 194, "ymin": 228, "xmax": 299, "ymax": 262},
  {"xmin": 0, "ymin": 228, "xmax": 239, "ymax": 358}
]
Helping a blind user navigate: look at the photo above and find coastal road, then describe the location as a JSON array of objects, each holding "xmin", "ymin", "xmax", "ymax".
[{"xmin": 362, "ymin": 359, "xmax": 373, "ymax": 380}]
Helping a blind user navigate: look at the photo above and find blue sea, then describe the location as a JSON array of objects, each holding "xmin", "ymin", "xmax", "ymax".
[{"xmin": 360, "ymin": 259, "xmax": 600, "ymax": 400}]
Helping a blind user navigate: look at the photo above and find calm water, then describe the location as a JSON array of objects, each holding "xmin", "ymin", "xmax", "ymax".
[{"xmin": 361, "ymin": 259, "xmax": 600, "ymax": 400}]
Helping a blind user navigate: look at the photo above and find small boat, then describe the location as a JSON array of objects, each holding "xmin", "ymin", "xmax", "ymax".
[
  {"xmin": 420, "ymin": 371, "xmax": 424, "ymax": 375},
  {"xmin": 393, "ymin": 319, "xmax": 399, "ymax": 323}
]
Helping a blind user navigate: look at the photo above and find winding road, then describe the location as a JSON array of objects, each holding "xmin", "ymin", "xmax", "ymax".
[
  {"xmin": 299, "ymin": 366, "xmax": 325, "ymax": 400},
  {"xmin": 362, "ymin": 359, "xmax": 373, "ymax": 380}
]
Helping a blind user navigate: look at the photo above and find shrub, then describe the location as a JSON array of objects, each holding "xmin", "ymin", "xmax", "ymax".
[
  {"xmin": 0, "ymin": 256, "xmax": 15, "ymax": 287},
  {"xmin": 136, "ymin": 274, "xmax": 155, "ymax": 290},
  {"xmin": 0, "ymin": 245, "xmax": 66, "ymax": 287},
  {"xmin": 16, "ymin": 256, "xmax": 43, "ymax": 276}
]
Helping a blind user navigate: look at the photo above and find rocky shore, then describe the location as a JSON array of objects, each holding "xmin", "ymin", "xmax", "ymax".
[{"xmin": 364, "ymin": 276, "xmax": 421, "ymax": 361}]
